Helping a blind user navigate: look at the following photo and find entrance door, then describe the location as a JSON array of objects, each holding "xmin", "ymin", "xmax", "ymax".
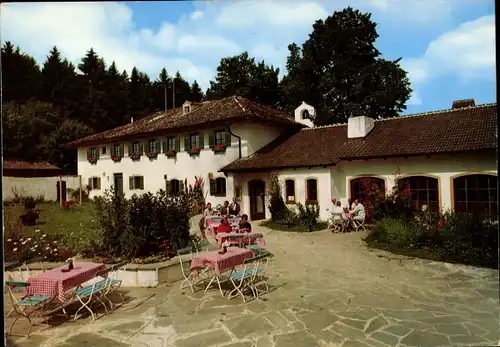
[
  {"xmin": 113, "ymin": 173, "xmax": 124, "ymax": 196},
  {"xmin": 56, "ymin": 181, "xmax": 67, "ymax": 202},
  {"xmin": 249, "ymin": 180, "xmax": 266, "ymax": 220}
]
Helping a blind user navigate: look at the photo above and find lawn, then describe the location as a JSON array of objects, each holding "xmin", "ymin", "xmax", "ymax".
[{"xmin": 4, "ymin": 202, "xmax": 99, "ymax": 262}]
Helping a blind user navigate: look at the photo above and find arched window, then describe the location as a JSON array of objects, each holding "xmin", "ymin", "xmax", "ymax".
[
  {"xmin": 453, "ymin": 174, "xmax": 497, "ymax": 216},
  {"xmin": 306, "ymin": 179, "xmax": 318, "ymax": 204},
  {"xmin": 210, "ymin": 177, "xmax": 227, "ymax": 197},
  {"xmin": 350, "ymin": 177, "xmax": 386, "ymax": 204},
  {"xmin": 285, "ymin": 179, "xmax": 296, "ymax": 204},
  {"xmin": 402, "ymin": 176, "xmax": 439, "ymax": 212}
]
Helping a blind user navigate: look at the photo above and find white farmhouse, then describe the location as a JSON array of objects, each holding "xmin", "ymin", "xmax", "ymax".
[{"xmin": 66, "ymin": 96, "xmax": 497, "ymax": 222}]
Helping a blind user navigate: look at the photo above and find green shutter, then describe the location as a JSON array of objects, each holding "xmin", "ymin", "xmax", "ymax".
[
  {"xmin": 97, "ymin": 178, "xmax": 101, "ymax": 189},
  {"xmin": 120, "ymin": 144, "xmax": 125, "ymax": 158},
  {"xmin": 209, "ymin": 133, "xmax": 215, "ymax": 148},
  {"xmin": 166, "ymin": 180, "xmax": 172, "ymax": 195},
  {"xmin": 225, "ymin": 132, "xmax": 231, "ymax": 146},
  {"xmin": 184, "ymin": 136, "xmax": 190, "ymax": 151},
  {"xmin": 110, "ymin": 145, "xmax": 115, "ymax": 156},
  {"xmin": 155, "ymin": 141, "xmax": 161, "ymax": 154},
  {"xmin": 88, "ymin": 177, "xmax": 92, "ymax": 189},
  {"xmin": 87, "ymin": 148, "xmax": 92, "ymax": 158},
  {"xmin": 139, "ymin": 142, "xmax": 144, "ymax": 154},
  {"xmin": 95, "ymin": 148, "xmax": 100, "ymax": 159},
  {"xmin": 162, "ymin": 140, "xmax": 167, "ymax": 153},
  {"xmin": 199, "ymin": 134, "xmax": 204, "ymax": 149},
  {"xmin": 175, "ymin": 137, "xmax": 180, "ymax": 152},
  {"xmin": 210, "ymin": 179, "xmax": 216, "ymax": 195},
  {"xmin": 128, "ymin": 143, "xmax": 133, "ymax": 156},
  {"xmin": 140, "ymin": 176, "xmax": 144, "ymax": 190},
  {"xmin": 129, "ymin": 176, "xmax": 134, "ymax": 190}
]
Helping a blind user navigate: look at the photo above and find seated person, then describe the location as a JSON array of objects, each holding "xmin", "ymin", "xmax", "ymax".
[
  {"xmin": 351, "ymin": 199, "xmax": 366, "ymax": 224},
  {"xmin": 217, "ymin": 217, "xmax": 232, "ymax": 234},
  {"xmin": 238, "ymin": 214, "xmax": 252, "ymax": 232},
  {"xmin": 220, "ymin": 200, "xmax": 230, "ymax": 216},
  {"xmin": 228, "ymin": 198, "xmax": 241, "ymax": 216}
]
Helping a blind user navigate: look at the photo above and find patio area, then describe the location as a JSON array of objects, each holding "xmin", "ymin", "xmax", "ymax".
[{"xmin": 6, "ymin": 225, "xmax": 499, "ymax": 347}]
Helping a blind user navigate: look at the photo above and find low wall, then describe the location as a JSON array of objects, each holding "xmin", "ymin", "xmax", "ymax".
[
  {"xmin": 5, "ymin": 255, "xmax": 190, "ymax": 288},
  {"xmin": 3, "ymin": 176, "xmax": 82, "ymax": 202}
]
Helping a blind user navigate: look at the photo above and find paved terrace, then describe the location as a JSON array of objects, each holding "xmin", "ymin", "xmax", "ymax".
[{"xmin": 6, "ymin": 225, "xmax": 499, "ymax": 347}]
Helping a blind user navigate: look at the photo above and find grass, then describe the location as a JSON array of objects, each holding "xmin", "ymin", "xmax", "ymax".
[{"xmin": 261, "ymin": 220, "xmax": 329, "ymax": 232}]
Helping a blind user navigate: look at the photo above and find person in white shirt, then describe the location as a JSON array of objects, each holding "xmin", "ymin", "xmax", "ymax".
[{"xmin": 351, "ymin": 199, "xmax": 366, "ymax": 223}]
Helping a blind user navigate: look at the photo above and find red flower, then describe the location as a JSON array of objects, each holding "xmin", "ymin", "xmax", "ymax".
[
  {"xmin": 439, "ymin": 219, "xmax": 445, "ymax": 228},
  {"xmin": 191, "ymin": 146, "xmax": 200, "ymax": 153},
  {"xmin": 215, "ymin": 143, "xmax": 225, "ymax": 151}
]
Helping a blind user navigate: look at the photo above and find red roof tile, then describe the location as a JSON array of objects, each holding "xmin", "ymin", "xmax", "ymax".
[
  {"xmin": 222, "ymin": 103, "xmax": 498, "ymax": 172},
  {"xmin": 3, "ymin": 160, "xmax": 60, "ymax": 170},
  {"xmin": 65, "ymin": 96, "xmax": 301, "ymax": 148}
]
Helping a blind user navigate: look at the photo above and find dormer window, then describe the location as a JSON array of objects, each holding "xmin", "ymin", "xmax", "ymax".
[
  {"xmin": 302, "ymin": 110, "xmax": 312, "ymax": 120},
  {"xmin": 184, "ymin": 106, "xmax": 190, "ymax": 113}
]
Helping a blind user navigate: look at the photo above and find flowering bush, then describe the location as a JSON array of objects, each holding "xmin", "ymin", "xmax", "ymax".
[
  {"xmin": 87, "ymin": 155, "xmax": 98, "ymax": 164},
  {"xmin": 189, "ymin": 146, "xmax": 200, "ymax": 154},
  {"xmin": 111, "ymin": 155, "xmax": 122, "ymax": 162},
  {"xmin": 214, "ymin": 143, "xmax": 226, "ymax": 152},
  {"xmin": 165, "ymin": 150, "xmax": 177, "ymax": 158},
  {"xmin": 129, "ymin": 152, "xmax": 142, "ymax": 161},
  {"xmin": 145, "ymin": 151, "xmax": 158, "ymax": 159}
]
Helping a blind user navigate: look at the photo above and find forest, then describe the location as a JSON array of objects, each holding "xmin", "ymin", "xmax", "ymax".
[{"xmin": 2, "ymin": 7, "xmax": 412, "ymax": 173}]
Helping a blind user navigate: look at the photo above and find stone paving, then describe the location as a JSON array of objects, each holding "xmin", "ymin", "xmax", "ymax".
[{"xmin": 6, "ymin": 224, "xmax": 499, "ymax": 347}]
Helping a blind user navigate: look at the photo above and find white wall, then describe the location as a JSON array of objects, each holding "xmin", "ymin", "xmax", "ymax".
[
  {"xmin": 77, "ymin": 124, "xmax": 283, "ymax": 207},
  {"xmin": 3, "ymin": 176, "xmax": 82, "ymax": 202},
  {"xmin": 331, "ymin": 152, "xmax": 498, "ymax": 212}
]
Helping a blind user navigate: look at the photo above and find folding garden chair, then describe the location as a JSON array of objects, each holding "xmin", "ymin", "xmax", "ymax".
[
  {"xmin": 73, "ymin": 270, "xmax": 111, "ymax": 322},
  {"xmin": 98, "ymin": 262, "xmax": 128, "ymax": 310},
  {"xmin": 246, "ymin": 233, "xmax": 265, "ymax": 254},
  {"xmin": 250, "ymin": 252, "xmax": 273, "ymax": 298},
  {"xmin": 178, "ymin": 247, "xmax": 209, "ymax": 293},
  {"xmin": 6, "ymin": 281, "xmax": 53, "ymax": 337},
  {"xmin": 352, "ymin": 219, "xmax": 367, "ymax": 232}
]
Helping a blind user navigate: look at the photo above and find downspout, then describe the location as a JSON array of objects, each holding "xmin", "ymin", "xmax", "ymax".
[{"xmin": 227, "ymin": 123, "xmax": 242, "ymax": 159}]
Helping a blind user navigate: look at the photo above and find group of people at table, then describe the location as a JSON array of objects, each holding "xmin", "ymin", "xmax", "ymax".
[
  {"xmin": 198, "ymin": 198, "xmax": 252, "ymax": 239},
  {"xmin": 330, "ymin": 197, "xmax": 366, "ymax": 231}
]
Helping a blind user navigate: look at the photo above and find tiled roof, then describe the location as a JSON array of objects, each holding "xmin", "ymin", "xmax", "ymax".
[
  {"xmin": 222, "ymin": 103, "xmax": 498, "ymax": 172},
  {"xmin": 3, "ymin": 160, "xmax": 60, "ymax": 170},
  {"xmin": 65, "ymin": 96, "xmax": 301, "ymax": 148}
]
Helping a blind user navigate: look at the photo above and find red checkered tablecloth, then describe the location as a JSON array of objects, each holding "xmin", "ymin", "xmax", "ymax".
[
  {"xmin": 190, "ymin": 247, "xmax": 254, "ymax": 275},
  {"xmin": 24, "ymin": 262, "xmax": 107, "ymax": 302},
  {"xmin": 215, "ymin": 232, "xmax": 266, "ymax": 247}
]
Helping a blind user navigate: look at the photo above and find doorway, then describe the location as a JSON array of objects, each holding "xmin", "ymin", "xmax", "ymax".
[
  {"xmin": 56, "ymin": 181, "xmax": 67, "ymax": 202},
  {"xmin": 248, "ymin": 179, "xmax": 266, "ymax": 220},
  {"xmin": 113, "ymin": 173, "xmax": 124, "ymax": 196}
]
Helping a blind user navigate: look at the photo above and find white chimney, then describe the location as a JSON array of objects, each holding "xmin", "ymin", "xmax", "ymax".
[
  {"xmin": 294, "ymin": 102, "xmax": 315, "ymax": 128},
  {"xmin": 347, "ymin": 116, "xmax": 375, "ymax": 138}
]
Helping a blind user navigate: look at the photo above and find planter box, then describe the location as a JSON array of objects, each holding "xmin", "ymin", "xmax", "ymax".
[{"xmin": 4, "ymin": 256, "xmax": 190, "ymax": 288}]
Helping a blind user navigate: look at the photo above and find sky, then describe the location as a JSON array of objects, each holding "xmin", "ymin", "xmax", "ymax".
[{"xmin": 1, "ymin": 0, "xmax": 496, "ymax": 114}]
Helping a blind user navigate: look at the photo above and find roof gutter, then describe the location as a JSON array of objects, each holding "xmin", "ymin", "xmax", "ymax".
[{"xmin": 227, "ymin": 123, "xmax": 242, "ymax": 159}]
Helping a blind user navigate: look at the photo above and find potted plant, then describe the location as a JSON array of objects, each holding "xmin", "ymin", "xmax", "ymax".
[
  {"xmin": 87, "ymin": 155, "xmax": 98, "ymax": 164},
  {"xmin": 145, "ymin": 151, "xmax": 158, "ymax": 159},
  {"xmin": 111, "ymin": 155, "xmax": 121, "ymax": 162},
  {"xmin": 166, "ymin": 150, "xmax": 177, "ymax": 158},
  {"xmin": 129, "ymin": 152, "xmax": 142, "ymax": 161},
  {"xmin": 189, "ymin": 146, "xmax": 200, "ymax": 155},
  {"xmin": 214, "ymin": 143, "xmax": 226, "ymax": 153}
]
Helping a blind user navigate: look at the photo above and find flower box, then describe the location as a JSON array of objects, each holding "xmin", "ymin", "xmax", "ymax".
[
  {"xmin": 87, "ymin": 156, "xmax": 98, "ymax": 165},
  {"xmin": 111, "ymin": 155, "xmax": 122, "ymax": 163},
  {"xmin": 189, "ymin": 146, "xmax": 200, "ymax": 156},
  {"xmin": 213, "ymin": 143, "xmax": 226, "ymax": 153},
  {"xmin": 165, "ymin": 150, "xmax": 177, "ymax": 158},
  {"xmin": 145, "ymin": 151, "xmax": 158, "ymax": 159},
  {"xmin": 129, "ymin": 152, "xmax": 142, "ymax": 161}
]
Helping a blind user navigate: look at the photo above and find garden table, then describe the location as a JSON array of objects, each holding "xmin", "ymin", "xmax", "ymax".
[
  {"xmin": 215, "ymin": 232, "xmax": 266, "ymax": 247},
  {"xmin": 23, "ymin": 262, "xmax": 107, "ymax": 303},
  {"xmin": 190, "ymin": 247, "xmax": 254, "ymax": 297},
  {"xmin": 206, "ymin": 221, "xmax": 239, "ymax": 237}
]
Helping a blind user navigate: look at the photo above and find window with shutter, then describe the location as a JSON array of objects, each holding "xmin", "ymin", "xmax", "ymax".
[
  {"xmin": 139, "ymin": 176, "xmax": 144, "ymax": 190},
  {"xmin": 210, "ymin": 179, "xmax": 217, "ymax": 195},
  {"xmin": 166, "ymin": 180, "xmax": 172, "ymax": 195},
  {"xmin": 92, "ymin": 177, "xmax": 99, "ymax": 190},
  {"xmin": 155, "ymin": 140, "xmax": 161, "ymax": 154},
  {"xmin": 210, "ymin": 177, "xmax": 227, "ymax": 197},
  {"xmin": 215, "ymin": 131, "xmax": 225, "ymax": 145},
  {"xmin": 133, "ymin": 176, "xmax": 142, "ymax": 189},
  {"xmin": 170, "ymin": 179, "xmax": 180, "ymax": 195},
  {"xmin": 184, "ymin": 136, "xmax": 190, "ymax": 151},
  {"xmin": 306, "ymin": 178, "xmax": 318, "ymax": 203},
  {"xmin": 129, "ymin": 176, "xmax": 134, "ymax": 190},
  {"xmin": 102, "ymin": 146, "xmax": 107, "ymax": 155},
  {"xmin": 96, "ymin": 177, "xmax": 101, "ymax": 189},
  {"xmin": 132, "ymin": 142, "xmax": 140, "ymax": 154},
  {"xmin": 148, "ymin": 140, "xmax": 156, "ymax": 153},
  {"xmin": 167, "ymin": 137, "xmax": 176, "ymax": 151}
]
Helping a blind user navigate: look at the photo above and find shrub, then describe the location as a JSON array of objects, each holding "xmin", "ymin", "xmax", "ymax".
[
  {"xmin": 20, "ymin": 210, "xmax": 39, "ymax": 226},
  {"xmin": 296, "ymin": 203, "xmax": 321, "ymax": 232},
  {"xmin": 365, "ymin": 218, "xmax": 426, "ymax": 248},
  {"xmin": 23, "ymin": 196, "xmax": 36, "ymax": 210},
  {"xmin": 267, "ymin": 173, "xmax": 288, "ymax": 221},
  {"xmin": 67, "ymin": 188, "xmax": 89, "ymax": 201}
]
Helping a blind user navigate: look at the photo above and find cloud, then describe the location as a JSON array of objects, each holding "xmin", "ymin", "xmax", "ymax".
[
  {"xmin": 402, "ymin": 15, "xmax": 495, "ymax": 103},
  {"xmin": 0, "ymin": 0, "xmax": 492, "ymax": 100}
]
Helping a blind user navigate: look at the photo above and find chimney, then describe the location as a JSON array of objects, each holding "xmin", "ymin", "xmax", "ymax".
[
  {"xmin": 452, "ymin": 99, "xmax": 475, "ymax": 109},
  {"xmin": 294, "ymin": 102, "xmax": 315, "ymax": 128},
  {"xmin": 347, "ymin": 116, "xmax": 375, "ymax": 139}
]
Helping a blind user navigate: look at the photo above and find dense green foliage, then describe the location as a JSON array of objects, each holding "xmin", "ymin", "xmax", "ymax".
[{"xmin": 3, "ymin": 7, "xmax": 412, "ymax": 172}]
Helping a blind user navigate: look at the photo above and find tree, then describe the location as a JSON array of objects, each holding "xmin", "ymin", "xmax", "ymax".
[
  {"xmin": 40, "ymin": 46, "xmax": 77, "ymax": 105},
  {"xmin": 190, "ymin": 80, "xmax": 204, "ymax": 102},
  {"xmin": 280, "ymin": 7, "xmax": 411, "ymax": 125},
  {"xmin": 206, "ymin": 52, "xmax": 280, "ymax": 106}
]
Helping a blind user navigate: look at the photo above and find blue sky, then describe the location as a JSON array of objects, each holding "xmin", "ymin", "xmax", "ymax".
[{"xmin": 1, "ymin": 1, "xmax": 496, "ymax": 114}]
